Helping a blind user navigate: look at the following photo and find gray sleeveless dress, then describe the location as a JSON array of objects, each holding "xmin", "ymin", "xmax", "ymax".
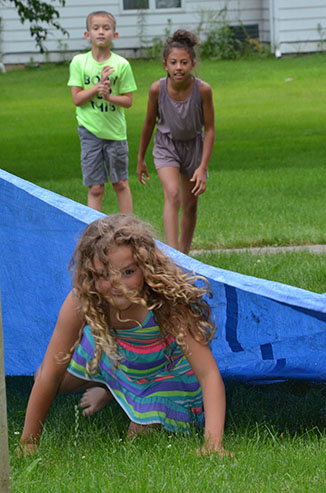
[{"xmin": 153, "ymin": 76, "xmax": 204, "ymax": 178}]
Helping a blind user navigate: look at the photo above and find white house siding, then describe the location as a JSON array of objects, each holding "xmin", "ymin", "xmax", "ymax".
[
  {"xmin": 270, "ymin": 0, "xmax": 326, "ymax": 55},
  {"xmin": 0, "ymin": 0, "xmax": 119, "ymax": 65},
  {"xmin": 1, "ymin": 0, "xmax": 268, "ymax": 65},
  {"xmin": 1, "ymin": 0, "xmax": 325, "ymax": 65},
  {"xmin": 261, "ymin": 0, "xmax": 271, "ymax": 44},
  {"xmin": 118, "ymin": 0, "xmax": 266, "ymax": 54}
]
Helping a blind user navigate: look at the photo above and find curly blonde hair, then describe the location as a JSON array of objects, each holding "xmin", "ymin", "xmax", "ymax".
[{"xmin": 69, "ymin": 214, "xmax": 216, "ymax": 374}]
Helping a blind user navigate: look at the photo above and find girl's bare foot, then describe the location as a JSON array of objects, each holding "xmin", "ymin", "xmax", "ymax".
[
  {"xmin": 79, "ymin": 387, "xmax": 112, "ymax": 416},
  {"xmin": 127, "ymin": 421, "xmax": 161, "ymax": 438}
]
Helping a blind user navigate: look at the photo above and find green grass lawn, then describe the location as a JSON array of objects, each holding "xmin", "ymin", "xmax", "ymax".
[
  {"xmin": 194, "ymin": 250, "xmax": 326, "ymax": 294},
  {"xmin": 2, "ymin": 56, "xmax": 326, "ymax": 492},
  {"xmin": 7, "ymin": 376, "xmax": 326, "ymax": 492},
  {"xmin": 1, "ymin": 55, "xmax": 326, "ymax": 249},
  {"xmin": 2, "ymin": 56, "xmax": 326, "ymax": 287}
]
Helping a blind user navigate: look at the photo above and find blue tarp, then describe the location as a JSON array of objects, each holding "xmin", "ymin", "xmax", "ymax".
[{"xmin": 1, "ymin": 169, "xmax": 326, "ymax": 382}]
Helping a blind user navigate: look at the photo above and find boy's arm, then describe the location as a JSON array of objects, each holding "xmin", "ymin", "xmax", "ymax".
[
  {"xmin": 70, "ymin": 64, "xmax": 115, "ymax": 107},
  {"xmin": 71, "ymin": 85, "xmax": 107, "ymax": 107},
  {"xmin": 136, "ymin": 82, "xmax": 159, "ymax": 184},
  {"xmin": 190, "ymin": 82, "xmax": 215, "ymax": 196},
  {"xmin": 183, "ymin": 331, "xmax": 227, "ymax": 456},
  {"xmin": 20, "ymin": 291, "xmax": 84, "ymax": 453},
  {"xmin": 101, "ymin": 64, "xmax": 134, "ymax": 108},
  {"xmin": 104, "ymin": 91, "xmax": 133, "ymax": 109},
  {"xmin": 71, "ymin": 85, "xmax": 133, "ymax": 109}
]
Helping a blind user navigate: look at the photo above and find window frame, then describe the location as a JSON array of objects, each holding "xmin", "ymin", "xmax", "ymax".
[{"xmin": 120, "ymin": 0, "xmax": 182, "ymax": 13}]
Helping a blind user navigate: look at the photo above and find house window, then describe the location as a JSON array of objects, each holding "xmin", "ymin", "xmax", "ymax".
[
  {"xmin": 156, "ymin": 0, "xmax": 181, "ymax": 7},
  {"xmin": 123, "ymin": 0, "xmax": 180, "ymax": 9},
  {"xmin": 123, "ymin": 0, "xmax": 149, "ymax": 9}
]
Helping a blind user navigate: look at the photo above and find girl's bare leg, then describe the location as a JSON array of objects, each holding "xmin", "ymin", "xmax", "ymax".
[
  {"xmin": 157, "ymin": 166, "xmax": 181, "ymax": 250},
  {"xmin": 58, "ymin": 372, "xmax": 113, "ymax": 416},
  {"xmin": 79, "ymin": 387, "xmax": 113, "ymax": 416},
  {"xmin": 179, "ymin": 174, "xmax": 199, "ymax": 254}
]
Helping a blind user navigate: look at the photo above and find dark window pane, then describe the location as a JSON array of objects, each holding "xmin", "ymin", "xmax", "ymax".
[
  {"xmin": 123, "ymin": 0, "xmax": 149, "ymax": 9},
  {"xmin": 155, "ymin": 0, "xmax": 181, "ymax": 7}
]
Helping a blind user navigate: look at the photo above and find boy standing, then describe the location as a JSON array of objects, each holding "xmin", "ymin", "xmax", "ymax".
[{"xmin": 68, "ymin": 11, "xmax": 137, "ymax": 212}]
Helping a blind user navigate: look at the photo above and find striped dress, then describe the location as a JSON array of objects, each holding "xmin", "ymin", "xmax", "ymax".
[{"xmin": 68, "ymin": 311, "xmax": 204, "ymax": 432}]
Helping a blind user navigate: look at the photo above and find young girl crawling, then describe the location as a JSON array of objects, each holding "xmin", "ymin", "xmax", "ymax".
[{"xmin": 20, "ymin": 214, "xmax": 227, "ymax": 456}]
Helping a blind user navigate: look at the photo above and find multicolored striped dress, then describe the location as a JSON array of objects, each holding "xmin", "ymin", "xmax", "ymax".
[{"xmin": 68, "ymin": 310, "xmax": 204, "ymax": 432}]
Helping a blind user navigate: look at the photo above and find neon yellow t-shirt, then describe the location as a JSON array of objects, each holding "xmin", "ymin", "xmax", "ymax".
[{"xmin": 68, "ymin": 51, "xmax": 137, "ymax": 140}]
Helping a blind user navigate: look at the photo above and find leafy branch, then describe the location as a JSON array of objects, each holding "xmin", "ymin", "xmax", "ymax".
[{"xmin": 3, "ymin": 0, "xmax": 68, "ymax": 52}]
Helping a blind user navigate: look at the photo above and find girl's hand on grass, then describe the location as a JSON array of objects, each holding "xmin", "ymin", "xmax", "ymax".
[
  {"xmin": 197, "ymin": 440, "xmax": 234, "ymax": 458},
  {"xmin": 197, "ymin": 437, "xmax": 233, "ymax": 459},
  {"xmin": 17, "ymin": 442, "xmax": 39, "ymax": 457}
]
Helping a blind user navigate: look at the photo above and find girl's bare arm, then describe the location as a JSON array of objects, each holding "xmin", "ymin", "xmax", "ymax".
[
  {"xmin": 200, "ymin": 81, "xmax": 215, "ymax": 170},
  {"xmin": 190, "ymin": 82, "xmax": 215, "ymax": 196},
  {"xmin": 136, "ymin": 81, "xmax": 159, "ymax": 184},
  {"xmin": 20, "ymin": 291, "xmax": 84, "ymax": 451},
  {"xmin": 184, "ymin": 331, "xmax": 226, "ymax": 455}
]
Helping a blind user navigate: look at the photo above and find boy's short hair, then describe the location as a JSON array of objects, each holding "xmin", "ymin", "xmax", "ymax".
[{"xmin": 86, "ymin": 11, "xmax": 116, "ymax": 31}]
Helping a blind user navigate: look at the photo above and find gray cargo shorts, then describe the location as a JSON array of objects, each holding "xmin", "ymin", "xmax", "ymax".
[{"xmin": 78, "ymin": 126, "xmax": 129, "ymax": 186}]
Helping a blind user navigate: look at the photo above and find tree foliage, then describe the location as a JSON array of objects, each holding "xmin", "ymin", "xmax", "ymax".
[{"xmin": 4, "ymin": 0, "xmax": 68, "ymax": 52}]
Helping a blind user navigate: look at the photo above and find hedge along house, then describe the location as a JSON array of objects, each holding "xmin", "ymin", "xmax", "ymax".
[{"xmin": 0, "ymin": 0, "xmax": 326, "ymax": 67}]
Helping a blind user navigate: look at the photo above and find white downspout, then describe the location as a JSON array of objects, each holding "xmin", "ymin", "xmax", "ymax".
[
  {"xmin": 269, "ymin": 0, "xmax": 281, "ymax": 57},
  {"xmin": 0, "ymin": 16, "xmax": 6, "ymax": 73}
]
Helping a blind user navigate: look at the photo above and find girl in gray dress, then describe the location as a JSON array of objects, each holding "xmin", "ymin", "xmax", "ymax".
[{"xmin": 137, "ymin": 30, "xmax": 215, "ymax": 254}]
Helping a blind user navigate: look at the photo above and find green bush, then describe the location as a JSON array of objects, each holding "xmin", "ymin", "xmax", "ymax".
[{"xmin": 196, "ymin": 7, "xmax": 268, "ymax": 60}]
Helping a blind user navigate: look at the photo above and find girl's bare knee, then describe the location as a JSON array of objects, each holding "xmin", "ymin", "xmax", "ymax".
[
  {"xmin": 164, "ymin": 187, "xmax": 180, "ymax": 206},
  {"xmin": 58, "ymin": 373, "xmax": 91, "ymax": 394}
]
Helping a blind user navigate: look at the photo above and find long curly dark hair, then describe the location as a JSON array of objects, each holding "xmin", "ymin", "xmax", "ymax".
[{"xmin": 68, "ymin": 214, "xmax": 216, "ymax": 374}]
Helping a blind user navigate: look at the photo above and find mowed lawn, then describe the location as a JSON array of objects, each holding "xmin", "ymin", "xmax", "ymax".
[
  {"xmin": 1, "ymin": 55, "xmax": 326, "ymax": 292},
  {"xmin": 2, "ymin": 55, "xmax": 326, "ymax": 492},
  {"xmin": 1, "ymin": 54, "xmax": 326, "ymax": 250}
]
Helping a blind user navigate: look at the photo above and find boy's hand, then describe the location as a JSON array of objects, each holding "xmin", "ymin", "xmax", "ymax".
[
  {"xmin": 97, "ymin": 80, "xmax": 111, "ymax": 100},
  {"xmin": 100, "ymin": 65, "xmax": 115, "ymax": 82},
  {"xmin": 190, "ymin": 167, "xmax": 207, "ymax": 196},
  {"xmin": 98, "ymin": 65, "xmax": 115, "ymax": 100},
  {"xmin": 136, "ymin": 159, "xmax": 150, "ymax": 185}
]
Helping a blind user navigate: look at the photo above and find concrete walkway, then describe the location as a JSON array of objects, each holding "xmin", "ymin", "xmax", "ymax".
[{"xmin": 190, "ymin": 244, "xmax": 326, "ymax": 256}]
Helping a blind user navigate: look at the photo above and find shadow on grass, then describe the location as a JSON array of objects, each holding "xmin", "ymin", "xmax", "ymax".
[{"xmin": 225, "ymin": 379, "xmax": 326, "ymax": 437}]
